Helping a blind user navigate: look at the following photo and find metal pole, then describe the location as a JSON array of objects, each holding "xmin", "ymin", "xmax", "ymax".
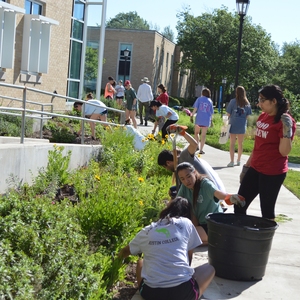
[
  {"xmin": 21, "ymin": 87, "xmax": 26, "ymax": 144},
  {"xmin": 96, "ymin": 0, "xmax": 107, "ymax": 100},
  {"xmin": 81, "ymin": 102, "xmax": 85, "ymax": 144},
  {"xmin": 235, "ymin": 14, "xmax": 245, "ymax": 87},
  {"xmin": 40, "ymin": 104, "xmax": 44, "ymax": 139},
  {"xmin": 221, "ymin": 84, "xmax": 224, "ymax": 118}
]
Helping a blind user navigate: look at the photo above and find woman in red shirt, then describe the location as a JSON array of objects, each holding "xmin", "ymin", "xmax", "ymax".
[
  {"xmin": 236, "ymin": 85, "xmax": 296, "ymax": 220},
  {"xmin": 156, "ymin": 83, "xmax": 169, "ymax": 106}
]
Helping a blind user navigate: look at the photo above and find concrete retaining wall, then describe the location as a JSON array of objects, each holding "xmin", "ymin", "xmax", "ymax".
[{"xmin": 0, "ymin": 138, "xmax": 101, "ymax": 193}]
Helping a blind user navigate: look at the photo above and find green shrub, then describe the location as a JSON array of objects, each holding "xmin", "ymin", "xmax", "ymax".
[{"xmin": 0, "ymin": 112, "xmax": 33, "ymax": 137}]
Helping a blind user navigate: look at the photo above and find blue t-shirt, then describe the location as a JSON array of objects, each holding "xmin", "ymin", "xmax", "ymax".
[
  {"xmin": 193, "ymin": 96, "xmax": 214, "ymax": 127},
  {"xmin": 226, "ymin": 98, "xmax": 252, "ymax": 134}
]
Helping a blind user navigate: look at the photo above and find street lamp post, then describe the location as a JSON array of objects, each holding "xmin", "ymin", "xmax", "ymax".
[
  {"xmin": 221, "ymin": 78, "xmax": 227, "ymax": 117},
  {"xmin": 123, "ymin": 48, "xmax": 130, "ymax": 84},
  {"xmin": 235, "ymin": 0, "xmax": 250, "ymax": 87},
  {"xmin": 230, "ymin": 83, "xmax": 235, "ymax": 98}
]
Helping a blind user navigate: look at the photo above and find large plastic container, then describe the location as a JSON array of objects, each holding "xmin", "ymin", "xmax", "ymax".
[{"xmin": 206, "ymin": 213, "xmax": 278, "ymax": 281}]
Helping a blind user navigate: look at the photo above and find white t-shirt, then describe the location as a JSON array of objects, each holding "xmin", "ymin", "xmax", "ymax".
[
  {"xmin": 115, "ymin": 85, "xmax": 125, "ymax": 97},
  {"xmin": 129, "ymin": 217, "xmax": 201, "ymax": 288},
  {"xmin": 156, "ymin": 105, "xmax": 179, "ymax": 121},
  {"xmin": 84, "ymin": 100, "xmax": 107, "ymax": 115}
]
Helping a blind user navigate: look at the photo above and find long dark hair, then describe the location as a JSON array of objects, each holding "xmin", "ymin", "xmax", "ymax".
[
  {"xmin": 176, "ymin": 162, "xmax": 206, "ymax": 210},
  {"xmin": 259, "ymin": 85, "xmax": 291, "ymax": 123},
  {"xmin": 159, "ymin": 197, "xmax": 191, "ymax": 220}
]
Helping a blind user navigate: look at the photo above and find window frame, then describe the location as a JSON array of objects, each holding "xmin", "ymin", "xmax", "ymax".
[{"xmin": 25, "ymin": 0, "xmax": 43, "ymax": 15}]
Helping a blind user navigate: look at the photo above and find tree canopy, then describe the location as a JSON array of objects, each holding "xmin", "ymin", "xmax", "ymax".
[
  {"xmin": 106, "ymin": 11, "xmax": 150, "ymax": 30},
  {"xmin": 273, "ymin": 41, "xmax": 300, "ymax": 95},
  {"xmin": 176, "ymin": 7, "xmax": 279, "ymax": 94}
]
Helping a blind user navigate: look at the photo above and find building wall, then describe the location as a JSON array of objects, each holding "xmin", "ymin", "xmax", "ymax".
[
  {"xmin": 1, "ymin": 0, "xmax": 72, "ymax": 111},
  {"xmin": 87, "ymin": 28, "xmax": 178, "ymax": 97}
]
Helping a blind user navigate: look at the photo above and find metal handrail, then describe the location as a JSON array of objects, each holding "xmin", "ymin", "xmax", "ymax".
[{"xmin": 0, "ymin": 82, "xmax": 126, "ymax": 143}]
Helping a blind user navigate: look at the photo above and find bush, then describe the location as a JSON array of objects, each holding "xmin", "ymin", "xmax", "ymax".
[
  {"xmin": 0, "ymin": 112, "xmax": 33, "ymax": 137},
  {"xmin": 0, "ymin": 127, "xmax": 172, "ymax": 298}
]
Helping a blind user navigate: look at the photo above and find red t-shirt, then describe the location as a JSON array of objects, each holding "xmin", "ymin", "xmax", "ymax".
[
  {"xmin": 251, "ymin": 112, "xmax": 296, "ymax": 175},
  {"xmin": 156, "ymin": 92, "xmax": 169, "ymax": 106}
]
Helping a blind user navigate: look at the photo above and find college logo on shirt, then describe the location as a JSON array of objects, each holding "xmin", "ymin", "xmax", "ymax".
[{"xmin": 155, "ymin": 228, "xmax": 170, "ymax": 237}]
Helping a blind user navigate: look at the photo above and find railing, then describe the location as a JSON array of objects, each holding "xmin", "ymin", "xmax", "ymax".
[{"xmin": 0, "ymin": 82, "xmax": 126, "ymax": 144}]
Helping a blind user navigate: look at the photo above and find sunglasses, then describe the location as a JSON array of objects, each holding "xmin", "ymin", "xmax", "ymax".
[{"xmin": 258, "ymin": 97, "xmax": 268, "ymax": 103}]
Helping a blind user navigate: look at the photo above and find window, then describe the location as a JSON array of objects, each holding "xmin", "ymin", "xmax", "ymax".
[
  {"xmin": 25, "ymin": 0, "xmax": 42, "ymax": 15},
  {"xmin": 67, "ymin": 0, "xmax": 86, "ymax": 99},
  {"xmin": 117, "ymin": 44, "xmax": 132, "ymax": 82}
]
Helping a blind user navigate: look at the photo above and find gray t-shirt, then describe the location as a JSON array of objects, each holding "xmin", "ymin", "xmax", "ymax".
[
  {"xmin": 84, "ymin": 100, "xmax": 107, "ymax": 115},
  {"xmin": 129, "ymin": 217, "xmax": 201, "ymax": 288},
  {"xmin": 178, "ymin": 147, "xmax": 226, "ymax": 192}
]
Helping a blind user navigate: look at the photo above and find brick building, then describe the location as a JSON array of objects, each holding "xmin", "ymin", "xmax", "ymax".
[
  {"xmin": 87, "ymin": 27, "xmax": 190, "ymax": 99},
  {"xmin": 0, "ymin": 0, "xmax": 191, "ymax": 113}
]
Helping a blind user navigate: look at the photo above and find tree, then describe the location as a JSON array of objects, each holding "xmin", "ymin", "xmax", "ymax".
[
  {"xmin": 176, "ymin": 7, "xmax": 279, "ymax": 98},
  {"xmin": 273, "ymin": 41, "xmax": 300, "ymax": 95},
  {"xmin": 84, "ymin": 47, "xmax": 98, "ymax": 82},
  {"xmin": 161, "ymin": 26, "xmax": 175, "ymax": 43},
  {"xmin": 106, "ymin": 11, "xmax": 150, "ymax": 30}
]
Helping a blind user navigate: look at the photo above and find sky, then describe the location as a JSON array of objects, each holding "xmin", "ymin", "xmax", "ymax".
[{"xmin": 87, "ymin": 0, "xmax": 300, "ymax": 48}]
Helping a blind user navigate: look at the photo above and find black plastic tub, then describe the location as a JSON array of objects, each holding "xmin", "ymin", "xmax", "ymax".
[{"xmin": 206, "ymin": 213, "xmax": 278, "ymax": 281}]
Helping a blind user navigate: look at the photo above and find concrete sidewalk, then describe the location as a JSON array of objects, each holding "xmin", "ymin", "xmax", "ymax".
[{"xmin": 132, "ymin": 122, "xmax": 300, "ymax": 300}]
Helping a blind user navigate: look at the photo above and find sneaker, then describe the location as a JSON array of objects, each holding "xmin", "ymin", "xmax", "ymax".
[
  {"xmin": 227, "ymin": 162, "xmax": 234, "ymax": 167},
  {"xmin": 200, "ymin": 150, "xmax": 205, "ymax": 154},
  {"xmin": 236, "ymin": 161, "xmax": 241, "ymax": 166},
  {"xmin": 139, "ymin": 123, "xmax": 143, "ymax": 126}
]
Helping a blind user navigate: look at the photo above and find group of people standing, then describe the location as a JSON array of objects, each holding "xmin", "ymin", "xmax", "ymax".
[{"xmin": 103, "ymin": 75, "xmax": 180, "ymax": 133}]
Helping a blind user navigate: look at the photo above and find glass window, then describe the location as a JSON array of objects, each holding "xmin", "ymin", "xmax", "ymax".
[
  {"xmin": 118, "ymin": 44, "xmax": 132, "ymax": 81},
  {"xmin": 69, "ymin": 40, "xmax": 82, "ymax": 79},
  {"xmin": 73, "ymin": 0, "xmax": 85, "ymax": 21},
  {"xmin": 68, "ymin": 81, "xmax": 80, "ymax": 99},
  {"xmin": 25, "ymin": 0, "xmax": 42, "ymax": 15},
  {"xmin": 72, "ymin": 19, "xmax": 83, "ymax": 40}
]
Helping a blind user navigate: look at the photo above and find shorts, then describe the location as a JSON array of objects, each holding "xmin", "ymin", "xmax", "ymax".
[
  {"xmin": 85, "ymin": 109, "xmax": 107, "ymax": 118},
  {"xmin": 139, "ymin": 278, "xmax": 199, "ymax": 300},
  {"xmin": 116, "ymin": 96, "xmax": 124, "ymax": 100}
]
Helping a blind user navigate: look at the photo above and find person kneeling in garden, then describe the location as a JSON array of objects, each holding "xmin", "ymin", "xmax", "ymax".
[
  {"xmin": 73, "ymin": 100, "xmax": 107, "ymax": 140},
  {"xmin": 176, "ymin": 162, "xmax": 245, "ymax": 245},
  {"xmin": 119, "ymin": 197, "xmax": 215, "ymax": 300}
]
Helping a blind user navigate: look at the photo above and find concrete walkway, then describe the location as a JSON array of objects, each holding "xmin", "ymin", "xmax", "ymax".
[{"xmin": 131, "ymin": 122, "xmax": 300, "ymax": 300}]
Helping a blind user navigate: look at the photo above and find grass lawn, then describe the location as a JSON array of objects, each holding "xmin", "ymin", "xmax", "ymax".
[{"xmin": 285, "ymin": 170, "xmax": 300, "ymax": 199}]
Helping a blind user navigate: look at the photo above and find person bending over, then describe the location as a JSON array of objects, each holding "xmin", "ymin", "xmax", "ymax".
[{"xmin": 74, "ymin": 100, "xmax": 107, "ymax": 140}]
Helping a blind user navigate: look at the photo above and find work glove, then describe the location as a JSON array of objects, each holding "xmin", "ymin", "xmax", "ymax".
[
  {"xmin": 166, "ymin": 124, "xmax": 188, "ymax": 136},
  {"xmin": 281, "ymin": 113, "xmax": 293, "ymax": 138},
  {"xmin": 240, "ymin": 165, "xmax": 250, "ymax": 183},
  {"xmin": 224, "ymin": 194, "xmax": 246, "ymax": 208}
]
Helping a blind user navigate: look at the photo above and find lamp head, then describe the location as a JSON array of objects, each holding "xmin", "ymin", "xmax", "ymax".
[
  {"xmin": 123, "ymin": 48, "xmax": 130, "ymax": 57},
  {"xmin": 236, "ymin": 0, "xmax": 250, "ymax": 16}
]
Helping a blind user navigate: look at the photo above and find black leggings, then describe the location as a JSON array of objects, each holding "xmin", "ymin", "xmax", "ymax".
[
  {"xmin": 235, "ymin": 167, "xmax": 286, "ymax": 219},
  {"xmin": 162, "ymin": 119, "xmax": 178, "ymax": 138}
]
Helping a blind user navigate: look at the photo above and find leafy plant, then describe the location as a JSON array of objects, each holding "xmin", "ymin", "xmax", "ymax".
[{"xmin": 0, "ymin": 112, "xmax": 33, "ymax": 137}]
